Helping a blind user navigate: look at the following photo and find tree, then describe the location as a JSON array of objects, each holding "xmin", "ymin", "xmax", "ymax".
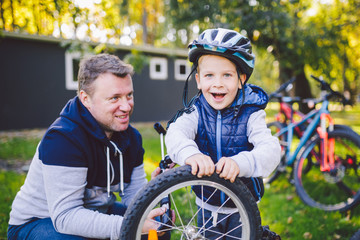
[
  {"xmin": 118, "ymin": 0, "xmax": 166, "ymax": 45},
  {"xmin": 165, "ymin": 0, "xmax": 359, "ymax": 109},
  {"xmin": 1, "ymin": 0, "xmax": 358, "ymax": 102},
  {"xmin": 305, "ymin": 0, "xmax": 360, "ymax": 103}
]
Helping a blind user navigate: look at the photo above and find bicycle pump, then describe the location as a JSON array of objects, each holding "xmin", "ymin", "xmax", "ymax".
[{"xmin": 153, "ymin": 122, "xmax": 173, "ymax": 232}]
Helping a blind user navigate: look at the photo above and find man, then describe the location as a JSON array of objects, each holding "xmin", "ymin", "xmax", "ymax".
[{"xmin": 8, "ymin": 54, "xmax": 164, "ymax": 239}]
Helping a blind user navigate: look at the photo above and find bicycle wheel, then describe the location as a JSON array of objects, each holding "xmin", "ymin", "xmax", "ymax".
[
  {"xmin": 264, "ymin": 121, "xmax": 287, "ymax": 184},
  {"xmin": 120, "ymin": 165, "xmax": 262, "ymax": 240},
  {"xmin": 294, "ymin": 129, "xmax": 360, "ymax": 212}
]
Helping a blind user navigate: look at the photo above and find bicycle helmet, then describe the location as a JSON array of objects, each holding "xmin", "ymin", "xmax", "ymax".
[{"xmin": 188, "ymin": 28, "xmax": 255, "ymax": 81}]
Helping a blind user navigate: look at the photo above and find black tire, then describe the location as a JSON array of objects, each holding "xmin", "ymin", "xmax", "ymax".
[
  {"xmin": 120, "ymin": 165, "xmax": 262, "ymax": 240},
  {"xmin": 294, "ymin": 130, "xmax": 360, "ymax": 212},
  {"xmin": 265, "ymin": 121, "xmax": 287, "ymax": 184},
  {"xmin": 334, "ymin": 124, "xmax": 358, "ymax": 136}
]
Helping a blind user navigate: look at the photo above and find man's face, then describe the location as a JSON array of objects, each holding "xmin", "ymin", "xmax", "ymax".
[
  {"xmin": 80, "ymin": 72, "xmax": 134, "ymax": 139},
  {"xmin": 195, "ymin": 55, "xmax": 246, "ymax": 110}
]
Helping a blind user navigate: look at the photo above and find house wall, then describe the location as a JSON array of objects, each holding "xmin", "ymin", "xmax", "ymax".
[{"xmin": 0, "ymin": 34, "xmax": 197, "ymax": 131}]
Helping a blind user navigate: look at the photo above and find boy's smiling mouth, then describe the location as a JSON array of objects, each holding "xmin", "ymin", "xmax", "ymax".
[{"xmin": 211, "ymin": 92, "xmax": 226, "ymax": 100}]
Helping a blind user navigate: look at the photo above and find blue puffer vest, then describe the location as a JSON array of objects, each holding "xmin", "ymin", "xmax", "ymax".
[{"xmin": 192, "ymin": 84, "xmax": 268, "ymax": 207}]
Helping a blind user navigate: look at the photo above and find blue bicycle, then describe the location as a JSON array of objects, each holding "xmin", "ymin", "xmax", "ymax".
[
  {"xmin": 265, "ymin": 77, "xmax": 354, "ymax": 184},
  {"xmin": 267, "ymin": 75, "xmax": 360, "ymax": 212}
]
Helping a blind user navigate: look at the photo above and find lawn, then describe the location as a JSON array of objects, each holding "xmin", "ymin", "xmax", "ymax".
[{"xmin": 1, "ymin": 104, "xmax": 360, "ymax": 239}]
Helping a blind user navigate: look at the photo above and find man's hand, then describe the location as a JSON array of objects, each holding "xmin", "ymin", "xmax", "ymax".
[
  {"xmin": 151, "ymin": 162, "xmax": 176, "ymax": 180},
  {"xmin": 185, "ymin": 154, "xmax": 215, "ymax": 178},
  {"xmin": 142, "ymin": 207, "xmax": 165, "ymax": 234},
  {"xmin": 216, "ymin": 157, "xmax": 240, "ymax": 183},
  {"xmin": 141, "ymin": 207, "xmax": 176, "ymax": 236},
  {"xmin": 151, "ymin": 167, "xmax": 162, "ymax": 180}
]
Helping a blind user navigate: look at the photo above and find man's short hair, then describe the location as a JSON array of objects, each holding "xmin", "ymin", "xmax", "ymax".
[{"xmin": 77, "ymin": 53, "xmax": 134, "ymax": 96}]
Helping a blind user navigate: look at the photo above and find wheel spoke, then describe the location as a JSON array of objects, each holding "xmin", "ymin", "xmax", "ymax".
[
  {"xmin": 336, "ymin": 181, "xmax": 356, "ymax": 197},
  {"xmin": 119, "ymin": 165, "xmax": 262, "ymax": 239}
]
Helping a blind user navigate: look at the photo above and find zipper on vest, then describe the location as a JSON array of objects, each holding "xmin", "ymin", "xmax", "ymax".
[
  {"xmin": 216, "ymin": 111, "xmax": 222, "ymax": 161},
  {"xmin": 216, "ymin": 110, "xmax": 226, "ymax": 204}
]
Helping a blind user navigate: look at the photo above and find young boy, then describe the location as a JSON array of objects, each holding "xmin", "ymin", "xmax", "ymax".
[{"xmin": 165, "ymin": 28, "xmax": 281, "ymax": 239}]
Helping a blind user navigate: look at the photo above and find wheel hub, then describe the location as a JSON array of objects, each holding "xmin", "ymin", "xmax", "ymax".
[
  {"xmin": 324, "ymin": 165, "xmax": 345, "ymax": 183},
  {"xmin": 181, "ymin": 226, "xmax": 207, "ymax": 240}
]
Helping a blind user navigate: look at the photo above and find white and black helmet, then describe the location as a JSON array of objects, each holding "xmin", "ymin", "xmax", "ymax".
[{"xmin": 188, "ymin": 28, "xmax": 255, "ymax": 81}]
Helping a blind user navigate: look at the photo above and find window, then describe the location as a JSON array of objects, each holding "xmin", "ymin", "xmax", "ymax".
[
  {"xmin": 174, "ymin": 59, "xmax": 191, "ymax": 81},
  {"xmin": 65, "ymin": 51, "xmax": 81, "ymax": 90},
  {"xmin": 149, "ymin": 57, "xmax": 168, "ymax": 80}
]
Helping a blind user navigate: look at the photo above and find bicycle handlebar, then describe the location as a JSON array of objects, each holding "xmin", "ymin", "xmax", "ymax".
[
  {"xmin": 154, "ymin": 122, "xmax": 166, "ymax": 135},
  {"xmin": 310, "ymin": 75, "xmax": 352, "ymax": 106},
  {"xmin": 268, "ymin": 76, "xmax": 296, "ymax": 100}
]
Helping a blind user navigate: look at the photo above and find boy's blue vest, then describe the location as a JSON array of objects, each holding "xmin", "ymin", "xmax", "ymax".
[{"xmin": 193, "ymin": 92, "xmax": 265, "ymax": 207}]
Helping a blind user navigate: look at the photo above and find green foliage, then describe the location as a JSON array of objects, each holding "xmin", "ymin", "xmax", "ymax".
[
  {"xmin": 60, "ymin": 40, "xmax": 95, "ymax": 55},
  {"xmin": 123, "ymin": 50, "xmax": 149, "ymax": 74},
  {"xmin": 1, "ymin": 0, "xmax": 359, "ymax": 100},
  {"xmin": 166, "ymin": 0, "xmax": 359, "ymax": 101}
]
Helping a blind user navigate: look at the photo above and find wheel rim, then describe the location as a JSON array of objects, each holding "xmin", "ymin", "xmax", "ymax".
[
  {"xmin": 295, "ymin": 132, "xmax": 360, "ymax": 211},
  {"xmin": 135, "ymin": 179, "xmax": 253, "ymax": 240}
]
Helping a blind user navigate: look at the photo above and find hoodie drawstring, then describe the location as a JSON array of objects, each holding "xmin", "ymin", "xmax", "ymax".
[{"xmin": 106, "ymin": 141, "xmax": 124, "ymax": 197}]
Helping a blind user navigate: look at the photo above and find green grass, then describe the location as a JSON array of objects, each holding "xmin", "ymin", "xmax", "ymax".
[
  {"xmin": 0, "ymin": 137, "xmax": 39, "ymax": 160},
  {"xmin": 0, "ymin": 171, "xmax": 26, "ymax": 238},
  {"xmin": 259, "ymin": 174, "xmax": 360, "ymax": 239},
  {"xmin": 0, "ymin": 105, "xmax": 359, "ymax": 239}
]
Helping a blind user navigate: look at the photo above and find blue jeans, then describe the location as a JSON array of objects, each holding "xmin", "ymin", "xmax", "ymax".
[
  {"xmin": 7, "ymin": 202, "xmax": 127, "ymax": 240},
  {"xmin": 197, "ymin": 208, "xmax": 242, "ymax": 240}
]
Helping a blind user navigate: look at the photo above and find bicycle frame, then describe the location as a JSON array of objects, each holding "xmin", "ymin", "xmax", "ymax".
[
  {"xmin": 275, "ymin": 98, "xmax": 309, "ymax": 138},
  {"xmin": 275, "ymin": 100, "xmax": 333, "ymax": 168},
  {"xmin": 276, "ymin": 98, "xmax": 305, "ymax": 122}
]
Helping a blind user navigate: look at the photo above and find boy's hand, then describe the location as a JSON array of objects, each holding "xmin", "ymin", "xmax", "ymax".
[
  {"xmin": 185, "ymin": 154, "xmax": 215, "ymax": 178},
  {"xmin": 216, "ymin": 157, "xmax": 240, "ymax": 183}
]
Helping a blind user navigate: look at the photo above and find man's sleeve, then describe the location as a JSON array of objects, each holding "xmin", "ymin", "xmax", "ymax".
[{"xmin": 41, "ymin": 131, "xmax": 123, "ymax": 239}]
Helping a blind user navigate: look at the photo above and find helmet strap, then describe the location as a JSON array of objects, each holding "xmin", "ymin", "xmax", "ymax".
[
  {"xmin": 234, "ymin": 68, "xmax": 245, "ymax": 118},
  {"xmin": 167, "ymin": 63, "xmax": 199, "ymax": 129},
  {"xmin": 182, "ymin": 62, "xmax": 198, "ymax": 107}
]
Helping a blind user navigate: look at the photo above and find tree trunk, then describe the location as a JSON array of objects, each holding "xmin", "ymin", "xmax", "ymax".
[
  {"xmin": 9, "ymin": 0, "xmax": 16, "ymax": 30},
  {"xmin": 341, "ymin": 51, "xmax": 358, "ymax": 104},
  {"xmin": 279, "ymin": 63, "xmax": 313, "ymax": 113},
  {"xmin": 294, "ymin": 70, "xmax": 313, "ymax": 113},
  {"xmin": 32, "ymin": 0, "xmax": 39, "ymax": 33},
  {"xmin": 278, "ymin": 66, "xmax": 293, "ymax": 88},
  {"xmin": 142, "ymin": 1, "xmax": 148, "ymax": 44}
]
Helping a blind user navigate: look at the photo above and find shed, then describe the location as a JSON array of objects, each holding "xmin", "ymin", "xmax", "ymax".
[{"xmin": 0, "ymin": 31, "xmax": 197, "ymax": 131}]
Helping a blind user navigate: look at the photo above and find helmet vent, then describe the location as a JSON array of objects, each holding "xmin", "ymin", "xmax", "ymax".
[
  {"xmin": 236, "ymin": 37, "xmax": 249, "ymax": 47},
  {"xmin": 223, "ymin": 32, "xmax": 237, "ymax": 43},
  {"xmin": 211, "ymin": 29, "xmax": 219, "ymax": 40}
]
